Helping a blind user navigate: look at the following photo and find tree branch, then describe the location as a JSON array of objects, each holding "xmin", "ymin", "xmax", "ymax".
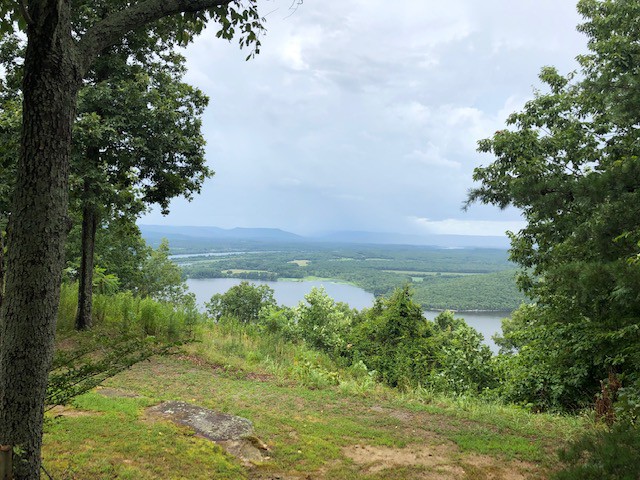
[
  {"xmin": 76, "ymin": 0, "xmax": 232, "ymax": 75},
  {"xmin": 16, "ymin": 0, "xmax": 33, "ymax": 25}
]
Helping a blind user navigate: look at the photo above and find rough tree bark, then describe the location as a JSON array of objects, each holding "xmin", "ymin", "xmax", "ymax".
[
  {"xmin": 0, "ymin": 0, "xmax": 80, "ymax": 477},
  {"xmin": 0, "ymin": 229, "xmax": 5, "ymax": 309},
  {"xmin": 75, "ymin": 174, "xmax": 99, "ymax": 331}
]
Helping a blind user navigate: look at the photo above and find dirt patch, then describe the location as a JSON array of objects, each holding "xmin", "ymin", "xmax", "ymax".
[
  {"xmin": 460, "ymin": 455, "xmax": 538, "ymax": 480},
  {"xmin": 344, "ymin": 443, "xmax": 464, "ymax": 477},
  {"xmin": 246, "ymin": 372, "xmax": 276, "ymax": 382},
  {"xmin": 176, "ymin": 354, "xmax": 271, "ymax": 380},
  {"xmin": 175, "ymin": 354, "xmax": 228, "ymax": 372},
  {"xmin": 96, "ymin": 387, "xmax": 141, "ymax": 398},
  {"xmin": 370, "ymin": 405, "xmax": 414, "ymax": 423},
  {"xmin": 344, "ymin": 443, "xmax": 540, "ymax": 479},
  {"xmin": 47, "ymin": 405, "xmax": 100, "ymax": 418}
]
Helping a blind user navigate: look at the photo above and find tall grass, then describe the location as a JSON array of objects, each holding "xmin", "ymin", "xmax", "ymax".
[
  {"xmin": 50, "ymin": 282, "xmax": 208, "ymax": 408},
  {"xmin": 57, "ymin": 282, "xmax": 203, "ymax": 342}
]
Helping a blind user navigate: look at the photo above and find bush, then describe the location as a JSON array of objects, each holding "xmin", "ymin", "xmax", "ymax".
[
  {"xmin": 294, "ymin": 287, "xmax": 353, "ymax": 356},
  {"xmin": 553, "ymin": 422, "xmax": 640, "ymax": 480},
  {"xmin": 493, "ymin": 304, "xmax": 598, "ymax": 411},
  {"xmin": 206, "ymin": 281, "xmax": 276, "ymax": 323},
  {"xmin": 348, "ymin": 286, "xmax": 435, "ymax": 388},
  {"xmin": 429, "ymin": 311, "xmax": 496, "ymax": 394},
  {"xmin": 258, "ymin": 305, "xmax": 300, "ymax": 341}
]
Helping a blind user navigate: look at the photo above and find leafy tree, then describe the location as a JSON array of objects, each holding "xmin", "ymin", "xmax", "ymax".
[
  {"xmin": 206, "ymin": 280, "xmax": 276, "ymax": 323},
  {"xmin": 0, "ymin": 1, "xmax": 264, "ymax": 475},
  {"xmin": 0, "ymin": 33, "xmax": 210, "ymax": 330},
  {"xmin": 350, "ymin": 286, "xmax": 435, "ymax": 388},
  {"xmin": 65, "ymin": 213, "xmax": 150, "ymax": 292},
  {"xmin": 467, "ymin": 0, "xmax": 640, "ymax": 409},
  {"xmin": 493, "ymin": 304, "xmax": 595, "ymax": 410},
  {"xmin": 429, "ymin": 311, "xmax": 495, "ymax": 394},
  {"xmin": 294, "ymin": 287, "xmax": 353, "ymax": 355},
  {"xmin": 72, "ymin": 46, "xmax": 211, "ymax": 330},
  {"xmin": 139, "ymin": 238, "xmax": 191, "ymax": 305}
]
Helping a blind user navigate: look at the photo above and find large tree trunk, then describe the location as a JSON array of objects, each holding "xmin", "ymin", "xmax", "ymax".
[
  {"xmin": 75, "ymin": 176, "xmax": 99, "ymax": 331},
  {"xmin": 0, "ymin": 229, "xmax": 5, "ymax": 309},
  {"xmin": 0, "ymin": 1, "xmax": 79, "ymax": 477}
]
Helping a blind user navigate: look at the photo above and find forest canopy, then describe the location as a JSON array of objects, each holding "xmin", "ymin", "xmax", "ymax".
[{"xmin": 467, "ymin": 0, "xmax": 640, "ymax": 410}]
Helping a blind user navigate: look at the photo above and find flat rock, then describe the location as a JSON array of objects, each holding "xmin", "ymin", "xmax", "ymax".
[
  {"xmin": 147, "ymin": 401, "xmax": 269, "ymax": 465},
  {"xmin": 147, "ymin": 401, "xmax": 254, "ymax": 441}
]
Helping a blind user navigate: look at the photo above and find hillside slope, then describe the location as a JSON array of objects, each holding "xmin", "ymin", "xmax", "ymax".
[{"xmin": 42, "ymin": 330, "xmax": 585, "ymax": 479}]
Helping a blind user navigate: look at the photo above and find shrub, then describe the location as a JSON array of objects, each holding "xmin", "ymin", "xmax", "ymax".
[
  {"xmin": 553, "ymin": 422, "xmax": 640, "ymax": 480},
  {"xmin": 294, "ymin": 287, "xmax": 353, "ymax": 356},
  {"xmin": 206, "ymin": 281, "xmax": 276, "ymax": 323}
]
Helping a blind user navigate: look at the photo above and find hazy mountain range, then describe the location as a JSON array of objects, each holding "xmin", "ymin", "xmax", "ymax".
[{"xmin": 140, "ymin": 225, "xmax": 510, "ymax": 249}]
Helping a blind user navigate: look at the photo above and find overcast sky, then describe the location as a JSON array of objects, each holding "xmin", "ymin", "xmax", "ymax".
[{"xmin": 140, "ymin": 0, "xmax": 587, "ymax": 237}]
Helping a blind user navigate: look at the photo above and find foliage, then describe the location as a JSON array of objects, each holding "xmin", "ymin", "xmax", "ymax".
[
  {"xmin": 412, "ymin": 270, "xmax": 523, "ymax": 311},
  {"xmin": 553, "ymin": 422, "xmax": 640, "ymax": 480},
  {"xmin": 349, "ymin": 286, "xmax": 434, "ymax": 388},
  {"xmin": 0, "ymin": 30, "xmax": 211, "ymax": 329},
  {"xmin": 72, "ymin": 45, "xmax": 212, "ymax": 216},
  {"xmin": 348, "ymin": 288, "xmax": 496, "ymax": 392},
  {"xmin": 0, "ymin": 35, "xmax": 20, "ymax": 219},
  {"xmin": 47, "ymin": 281, "xmax": 207, "ymax": 418},
  {"xmin": 206, "ymin": 280, "xmax": 276, "ymax": 323},
  {"xmin": 0, "ymin": 0, "xmax": 266, "ymax": 475},
  {"xmin": 81, "ymin": 216, "xmax": 150, "ymax": 291},
  {"xmin": 467, "ymin": 0, "xmax": 640, "ymax": 410},
  {"xmin": 428, "ymin": 311, "xmax": 495, "ymax": 394},
  {"xmin": 293, "ymin": 287, "xmax": 355, "ymax": 356},
  {"xmin": 47, "ymin": 334, "xmax": 167, "ymax": 409},
  {"xmin": 139, "ymin": 239, "xmax": 191, "ymax": 304},
  {"xmin": 615, "ymin": 376, "xmax": 640, "ymax": 425},
  {"xmin": 492, "ymin": 304, "xmax": 596, "ymax": 411},
  {"xmin": 258, "ymin": 305, "xmax": 300, "ymax": 341}
]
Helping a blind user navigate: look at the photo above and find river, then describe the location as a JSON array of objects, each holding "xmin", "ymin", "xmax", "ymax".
[{"xmin": 186, "ymin": 278, "xmax": 507, "ymax": 352}]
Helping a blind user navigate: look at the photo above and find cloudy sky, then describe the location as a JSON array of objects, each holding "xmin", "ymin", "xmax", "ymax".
[{"xmin": 140, "ymin": 0, "xmax": 587, "ymax": 237}]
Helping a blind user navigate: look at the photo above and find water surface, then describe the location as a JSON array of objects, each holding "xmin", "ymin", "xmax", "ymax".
[
  {"xmin": 187, "ymin": 278, "xmax": 375, "ymax": 310},
  {"xmin": 186, "ymin": 278, "xmax": 506, "ymax": 352}
]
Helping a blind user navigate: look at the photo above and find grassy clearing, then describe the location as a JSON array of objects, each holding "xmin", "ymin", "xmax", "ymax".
[
  {"xmin": 288, "ymin": 259, "xmax": 310, "ymax": 267},
  {"xmin": 42, "ymin": 321, "xmax": 589, "ymax": 479}
]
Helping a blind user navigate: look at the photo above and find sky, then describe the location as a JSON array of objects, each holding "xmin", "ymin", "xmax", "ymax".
[{"xmin": 140, "ymin": 0, "xmax": 588, "ymax": 237}]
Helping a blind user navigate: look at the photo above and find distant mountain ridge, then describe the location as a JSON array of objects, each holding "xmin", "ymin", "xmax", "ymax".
[
  {"xmin": 141, "ymin": 225, "xmax": 303, "ymax": 243},
  {"xmin": 140, "ymin": 225, "xmax": 510, "ymax": 249}
]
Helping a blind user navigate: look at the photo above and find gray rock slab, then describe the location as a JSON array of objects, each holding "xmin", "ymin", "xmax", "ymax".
[{"xmin": 147, "ymin": 401, "xmax": 254, "ymax": 441}]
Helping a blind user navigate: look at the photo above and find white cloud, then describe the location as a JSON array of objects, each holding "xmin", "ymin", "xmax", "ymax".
[
  {"xmin": 405, "ymin": 145, "xmax": 461, "ymax": 169},
  {"xmin": 280, "ymin": 37, "xmax": 309, "ymax": 71},
  {"xmin": 410, "ymin": 217, "xmax": 526, "ymax": 236},
  {"xmin": 141, "ymin": 0, "xmax": 587, "ymax": 235}
]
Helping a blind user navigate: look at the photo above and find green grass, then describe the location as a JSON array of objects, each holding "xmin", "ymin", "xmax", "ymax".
[
  {"xmin": 41, "ymin": 319, "xmax": 591, "ymax": 479},
  {"xmin": 44, "ymin": 391, "xmax": 245, "ymax": 479}
]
